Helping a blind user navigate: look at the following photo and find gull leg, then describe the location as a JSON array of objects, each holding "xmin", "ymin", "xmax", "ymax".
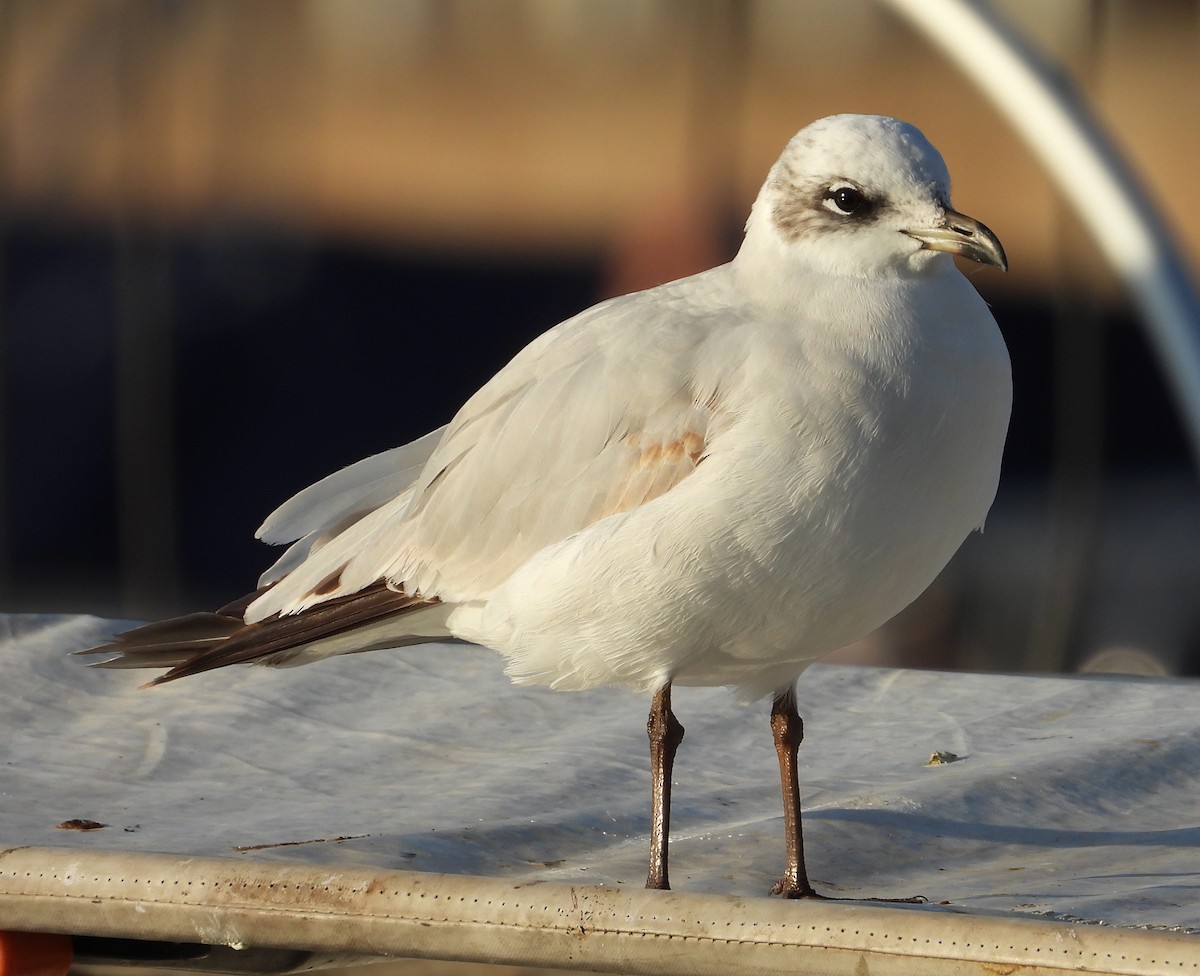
[
  {"xmin": 770, "ymin": 685, "xmax": 819, "ymax": 898},
  {"xmin": 645, "ymin": 682, "xmax": 685, "ymax": 890},
  {"xmin": 768, "ymin": 687, "xmax": 926, "ymax": 903}
]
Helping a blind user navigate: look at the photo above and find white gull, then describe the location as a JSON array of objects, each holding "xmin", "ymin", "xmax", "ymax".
[{"xmin": 82, "ymin": 114, "xmax": 1012, "ymax": 898}]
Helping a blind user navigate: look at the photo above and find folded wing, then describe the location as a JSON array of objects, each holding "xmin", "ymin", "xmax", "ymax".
[{"xmin": 79, "ymin": 278, "xmax": 733, "ymax": 681}]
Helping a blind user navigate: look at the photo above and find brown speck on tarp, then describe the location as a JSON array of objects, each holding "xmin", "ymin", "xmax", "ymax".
[{"xmin": 55, "ymin": 818, "xmax": 108, "ymax": 831}]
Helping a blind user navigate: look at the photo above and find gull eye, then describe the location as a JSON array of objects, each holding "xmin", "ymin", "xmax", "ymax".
[{"xmin": 822, "ymin": 184, "xmax": 867, "ymax": 217}]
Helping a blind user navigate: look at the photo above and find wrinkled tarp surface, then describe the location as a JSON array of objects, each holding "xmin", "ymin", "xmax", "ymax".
[{"xmin": 3, "ymin": 614, "xmax": 1198, "ymax": 930}]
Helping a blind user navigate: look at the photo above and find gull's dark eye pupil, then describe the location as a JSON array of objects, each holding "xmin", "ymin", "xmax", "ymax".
[{"xmin": 826, "ymin": 186, "xmax": 865, "ymax": 215}]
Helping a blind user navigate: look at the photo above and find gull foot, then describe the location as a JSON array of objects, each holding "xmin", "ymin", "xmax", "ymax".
[
  {"xmin": 770, "ymin": 876, "xmax": 822, "ymax": 899},
  {"xmin": 771, "ymin": 878, "xmax": 927, "ymax": 903}
]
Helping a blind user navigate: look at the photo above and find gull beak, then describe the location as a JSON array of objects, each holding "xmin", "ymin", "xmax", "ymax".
[{"xmin": 904, "ymin": 209, "xmax": 1008, "ymax": 271}]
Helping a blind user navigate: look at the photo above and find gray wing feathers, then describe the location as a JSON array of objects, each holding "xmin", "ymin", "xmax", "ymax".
[
  {"xmin": 247, "ymin": 290, "xmax": 726, "ymax": 621},
  {"xmin": 255, "ymin": 428, "xmax": 445, "ymax": 587},
  {"xmin": 77, "ymin": 268, "xmax": 737, "ymax": 683}
]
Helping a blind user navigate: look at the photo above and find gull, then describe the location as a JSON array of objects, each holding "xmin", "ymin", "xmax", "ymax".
[{"xmin": 81, "ymin": 114, "xmax": 1011, "ymax": 898}]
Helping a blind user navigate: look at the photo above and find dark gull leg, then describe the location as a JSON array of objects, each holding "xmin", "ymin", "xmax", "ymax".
[
  {"xmin": 769, "ymin": 685, "xmax": 926, "ymax": 902},
  {"xmin": 769, "ymin": 685, "xmax": 820, "ymax": 898},
  {"xmin": 645, "ymin": 682, "xmax": 685, "ymax": 890}
]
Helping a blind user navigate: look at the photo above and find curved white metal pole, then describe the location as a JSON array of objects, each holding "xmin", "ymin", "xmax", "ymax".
[{"xmin": 881, "ymin": 0, "xmax": 1200, "ymax": 466}]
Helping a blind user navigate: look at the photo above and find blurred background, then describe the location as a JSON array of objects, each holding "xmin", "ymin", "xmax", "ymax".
[{"xmin": 1, "ymin": 0, "xmax": 1198, "ymax": 675}]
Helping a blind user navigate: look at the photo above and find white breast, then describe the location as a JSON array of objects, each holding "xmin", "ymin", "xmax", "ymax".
[{"xmin": 451, "ymin": 266, "xmax": 1012, "ymax": 701}]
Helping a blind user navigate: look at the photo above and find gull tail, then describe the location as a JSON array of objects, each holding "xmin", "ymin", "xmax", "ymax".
[{"xmin": 75, "ymin": 583, "xmax": 444, "ymax": 688}]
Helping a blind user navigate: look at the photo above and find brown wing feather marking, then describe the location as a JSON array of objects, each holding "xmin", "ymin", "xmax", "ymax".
[
  {"xmin": 310, "ymin": 563, "xmax": 350, "ymax": 597},
  {"xmin": 78, "ymin": 582, "xmax": 435, "ymax": 685},
  {"xmin": 74, "ymin": 612, "xmax": 246, "ymax": 670},
  {"xmin": 598, "ymin": 429, "xmax": 708, "ymax": 520},
  {"xmin": 142, "ymin": 582, "xmax": 435, "ymax": 686}
]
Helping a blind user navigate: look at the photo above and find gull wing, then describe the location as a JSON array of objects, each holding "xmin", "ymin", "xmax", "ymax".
[
  {"xmin": 248, "ymin": 279, "xmax": 734, "ymax": 622},
  {"xmin": 254, "ymin": 429, "xmax": 445, "ymax": 586}
]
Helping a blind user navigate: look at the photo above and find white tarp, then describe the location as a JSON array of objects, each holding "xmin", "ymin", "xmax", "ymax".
[{"xmin": 3, "ymin": 613, "xmax": 1199, "ymax": 931}]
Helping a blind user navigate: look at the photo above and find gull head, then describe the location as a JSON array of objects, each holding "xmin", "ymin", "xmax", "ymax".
[{"xmin": 738, "ymin": 114, "xmax": 1006, "ymax": 281}]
